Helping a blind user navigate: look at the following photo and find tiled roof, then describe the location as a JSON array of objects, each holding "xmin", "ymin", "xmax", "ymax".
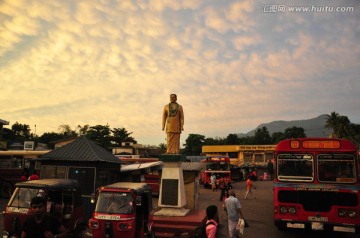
[
  {"xmin": 37, "ymin": 136, "xmax": 120, "ymax": 163},
  {"xmin": 181, "ymin": 162, "xmax": 204, "ymax": 171}
]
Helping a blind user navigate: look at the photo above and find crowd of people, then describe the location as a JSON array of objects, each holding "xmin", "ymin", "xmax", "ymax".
[
  {"xmin": 20, "ymin": 169, "xmax": 40, "ymax": 181},
  {"xmin": 205, "ymin": 162, "xmax": 274, "ymax": 237}
]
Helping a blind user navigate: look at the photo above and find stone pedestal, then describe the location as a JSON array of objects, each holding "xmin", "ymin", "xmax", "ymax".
[{"xmin": 155, "ymin": 154, "xmax": 190, "ymax": 216}]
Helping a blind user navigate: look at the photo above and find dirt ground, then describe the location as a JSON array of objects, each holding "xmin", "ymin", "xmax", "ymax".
[{"xmin": 197, "ymin": 180, "xmax": 251, "ymax": 238}]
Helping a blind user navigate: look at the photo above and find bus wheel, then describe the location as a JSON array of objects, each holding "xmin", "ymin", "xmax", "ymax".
[{"xmin": 0, "ymin": 182, "xmax": 12, "ymax": 199}]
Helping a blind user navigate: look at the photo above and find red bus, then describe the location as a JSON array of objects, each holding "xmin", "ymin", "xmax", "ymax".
[
  {"xmin": 200, "ymin": 156, "xmax": 231, "ymax": 188},
  {"xmin": 0, "ymin": 150, "xmax": 50, "ymax": 198},
  {"xmin": 273, "ymin": 138, "xmax": 359, "ymax": 234}
]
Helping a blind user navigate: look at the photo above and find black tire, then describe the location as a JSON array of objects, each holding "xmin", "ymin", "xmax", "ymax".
[{"xmin": 72, "ymin": 223, "xmax": 85, "ymax": 238}]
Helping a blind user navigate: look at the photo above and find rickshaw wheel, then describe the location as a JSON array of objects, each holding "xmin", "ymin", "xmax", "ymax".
[{"xmin": 73, "ymin": 223, "xmax": 85, "ymax": 238}]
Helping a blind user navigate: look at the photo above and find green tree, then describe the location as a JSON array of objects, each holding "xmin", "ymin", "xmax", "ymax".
[
  {"xmin": 325, "ymin": 111, "xmax": 341, "ymax": 137},
  {"xmin": 253, "ymin": 127, "xmax": 271, "ymax": 144},
  {"xmin": 183, "ymin": 134, "xmax": 205, "ymax": 155},
  {"xmin": 337, "ymin": 115, "xmax": 350, "ymax": 138},
  {"xmin": 271, "ymin": 132, "xmax": 285, "ymax": 144},
  {"xmin": 159, "ymin": 143, "xmax": 166, "ymax": 150},
  {"xmin": 77, "ymin": 124, "xmax": 90, "ymax": 136},
  {"xmin": 111, "ymin": 127, "xmax": 134, "ymax": 146},
  {"xmin": 226, "ymin": 134, "xmax": 239, "ymax": 144},
  {"xmin": 348, "ymin": 123, "xmax": 360, "ymax": 145},
  {"xmin": 2, "ymin": 128, "xmax": 16, "ymax": 141},
  {"xmin": 11, "ymin": 122, "xmax": 31, "ymax": 140},
  {"xmin": 58, "ymin": 124, "xmax": 77, "ymax": 137},
  {"xmin": 38, "ymin": 132, "xmax": 65, "ymax": 149},
  {"xmin": 203, "ymin": 137, "xmax": 221, "ymax": 145},
  {"xmin": 284, "ymin": 126, "xmax": 306, "ymax": 139},
  {"xmin": 238, "ymin": 136, "xmax": 254, "ymax": 145},
  {"xmin": 85, "ymin": 125, "xmax": 112, "ymax": 148},
  {"xmin": 325, "ymin": 112, "xmax": 350, "ymax": 138}
]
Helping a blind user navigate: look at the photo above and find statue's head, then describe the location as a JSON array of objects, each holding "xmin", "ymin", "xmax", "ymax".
[{"xmin": 170, "ymin": 94, "xmax": 177, "ymax": 102}]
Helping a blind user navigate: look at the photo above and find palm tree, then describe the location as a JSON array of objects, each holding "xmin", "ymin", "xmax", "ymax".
[
  {"xmin": 337, "ymin": 115, "xmax": 350, "ymax": 138},
  {"xmin": 325, "ymin": 112, "xmax": 340, "ymax": 137},
  {"xmin": 325, "ymin": 112, "xmax": 350, "ymax": 138}
]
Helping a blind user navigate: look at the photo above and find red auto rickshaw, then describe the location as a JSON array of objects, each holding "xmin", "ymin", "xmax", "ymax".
[
  {"xmin": 2, "ymin": 179, "xmax": 85, "ymax": 238},
  {"xmin": 88, "ymin": 182, "xmax": 153, "ymax": 238}
]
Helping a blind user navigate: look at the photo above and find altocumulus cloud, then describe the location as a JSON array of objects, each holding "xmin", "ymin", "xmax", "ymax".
[{"xmin": 0, "ymin": 0, "xmax": 359, "ymax": 146}]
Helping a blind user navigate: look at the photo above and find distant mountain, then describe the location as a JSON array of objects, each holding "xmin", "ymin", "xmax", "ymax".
[{"xmin": 238, "ymin": 114, "xmax": 332, "ymax": 138}]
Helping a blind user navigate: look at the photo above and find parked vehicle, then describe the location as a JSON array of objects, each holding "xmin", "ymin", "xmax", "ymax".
[
  {"xmin": 2, "ymin": 179, "xmax": 85, "ymax": 238},
  {"xmin": 0, "ymin": 150, "xmax": 49, "ymax": 198},
  {"xmin": 200, "ymin": 156, "xmax": 231, "ymax": 188},
  {"xmin": 89, "ymin": 182, "xmax": 153, "ymax": 238},
  {"xmin": 274, "ymin": 138, "xmax": 360, "ymax": 234}
]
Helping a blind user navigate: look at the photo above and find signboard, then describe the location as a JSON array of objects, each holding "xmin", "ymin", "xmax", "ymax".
[
  {"xmin": 24, "ymin": 141, "xmax": 34, "ymax": 151},
  {"xmin": 161, "ymin": 179, "xmax": 178, "ymax": 206}
]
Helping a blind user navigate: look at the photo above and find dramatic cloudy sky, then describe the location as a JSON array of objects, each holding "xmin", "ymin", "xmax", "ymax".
[{"xmin": 1, "ymin": 0, "xmax": 359, "ymax": 146}]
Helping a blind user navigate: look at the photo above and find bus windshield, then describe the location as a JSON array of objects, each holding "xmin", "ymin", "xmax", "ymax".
[
  {"xmin": 277, "ymin": 154, "xmax": 313, "ymax": 181},
  {"xmin": 95, "ymin": 192, "xmax": 133, "ymax": 214},
  {"xmin": 318, "ymin": 154, "xmax": 356, "ymax": 183},
  {"xmin": 205, "ymin": 161, "xmax": 230, "ymax": 171}
]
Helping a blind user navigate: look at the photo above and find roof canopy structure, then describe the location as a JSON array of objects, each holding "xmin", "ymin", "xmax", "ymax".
[{"xmin": 37, "ymin": 136, "xmax": 120, "ymax": 164}]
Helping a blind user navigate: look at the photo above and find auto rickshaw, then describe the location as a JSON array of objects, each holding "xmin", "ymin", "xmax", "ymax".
[
  {"xmin": 88, "ymin": 182, "xmax": 153, "ymax": 238},
  {"xmin": 2, "ymin": 179, "xmax": 85, "ymax": 238}
]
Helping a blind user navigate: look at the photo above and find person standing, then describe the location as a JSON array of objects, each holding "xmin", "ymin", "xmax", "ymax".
[
  {"xmin": 224, "ymin": 189, "xmax": 246, "ymax": 238},
  {"xmin": 21, "ymin": 196, "xmax": 67, "ymax": 238},
  {"xmin": 244, "ymin": 177, "xmax": 256, "ymax": 199},
  {"xmin": 210, "ymin": 174, "xmax": 217, "ymax": 191},
  {"xmin": 267, "ymin": 159, "xmax": 274, "ymax": 180},
  {"xmin": 218, "ymin": 178, "xmax": 226, "ymax": 201},
  {"xmin": 162, "ymin": 94, "xmax": 184, "ymax": 154},
  {"xmin": 205, "ymin": 205, "xmax": 218, "ymax": 238}
]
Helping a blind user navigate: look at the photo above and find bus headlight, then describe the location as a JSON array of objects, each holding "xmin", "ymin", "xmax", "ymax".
[
  {"xmin": 348, "ymin": 210, "xmax": 356, "ymax": 218},
  {"xmin": 288, "ymin": 207, "xmax": 296, "ymax": 214},
  {"xmin": 280, "ymin": 207, "xmax": 288, "ymax": 214},
  {"xmin": 338, "ymin": 209, "xmax": 346, "ymax": 217}
]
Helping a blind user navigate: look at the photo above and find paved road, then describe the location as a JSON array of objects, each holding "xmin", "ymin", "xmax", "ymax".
[
  {"xmin": 1, "ymin": 180, "xmax": 358, "ymax": 237},
  {"xmin": 199, "ymin": 180, "xmax": 358, "ymax": 238}
]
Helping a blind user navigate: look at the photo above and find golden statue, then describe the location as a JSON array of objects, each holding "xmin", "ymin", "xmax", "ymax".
[{"xmin": 162, "ymin": 94, "xmax": 184, "ymax": 154}]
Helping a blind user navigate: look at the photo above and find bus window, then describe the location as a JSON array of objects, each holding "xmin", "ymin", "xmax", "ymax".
[
  {"xmin": 11, "ymin": 157, "xmax": 23, "ymax": 168},
  {"xmin": 318, "ymin": 154, "xmax": 356, "ymax": 183},
  {"xmin": 277, "ymin": 154, "xmax": 313, "ymax": 181}
]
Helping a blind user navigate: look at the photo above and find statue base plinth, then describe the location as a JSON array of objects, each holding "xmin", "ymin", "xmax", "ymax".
[
  {"xmin": 154, "ymin": 207, "xmax": 190, "ymax": 217},
  {"xmin": 159, "ymin": 154, "xmax": 186, "ymax": 162}
]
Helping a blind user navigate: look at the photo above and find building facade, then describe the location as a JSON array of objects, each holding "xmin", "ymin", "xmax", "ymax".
[{"xmin": 202, "ymin": 144, "xmax": 276, "ymax": 166}]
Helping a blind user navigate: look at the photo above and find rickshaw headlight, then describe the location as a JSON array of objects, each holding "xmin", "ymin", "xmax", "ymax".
[
  {"xmin": 288, "ymin": 207, "xmax": 296, "ymax": 214},
  {"xmin": 117, "ymin": 222, "xmax": 133, "ymax": 231},
  {"xmin": 348, "ymin": 210, "xmax": 356, "ymax": 218},
  {"xmin": 280, "ymin": 206, "xmax": 288, "ymax": 214},
  {"xmin": 338, "ymin": 209, "xmax": 346, "ymax": 217},
  {"xmin": 89, "ymin": 219, "xmax": 100, "ymax": 229}
]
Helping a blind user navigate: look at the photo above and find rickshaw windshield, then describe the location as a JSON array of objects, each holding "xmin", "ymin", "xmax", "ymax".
[
  {"xmin": 9, "ymin": 188, "xmax": 46, "ymax": 208},
  {"xmin": 95, "ymin": 192, "xmax": 134, "ymax": 214}
]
